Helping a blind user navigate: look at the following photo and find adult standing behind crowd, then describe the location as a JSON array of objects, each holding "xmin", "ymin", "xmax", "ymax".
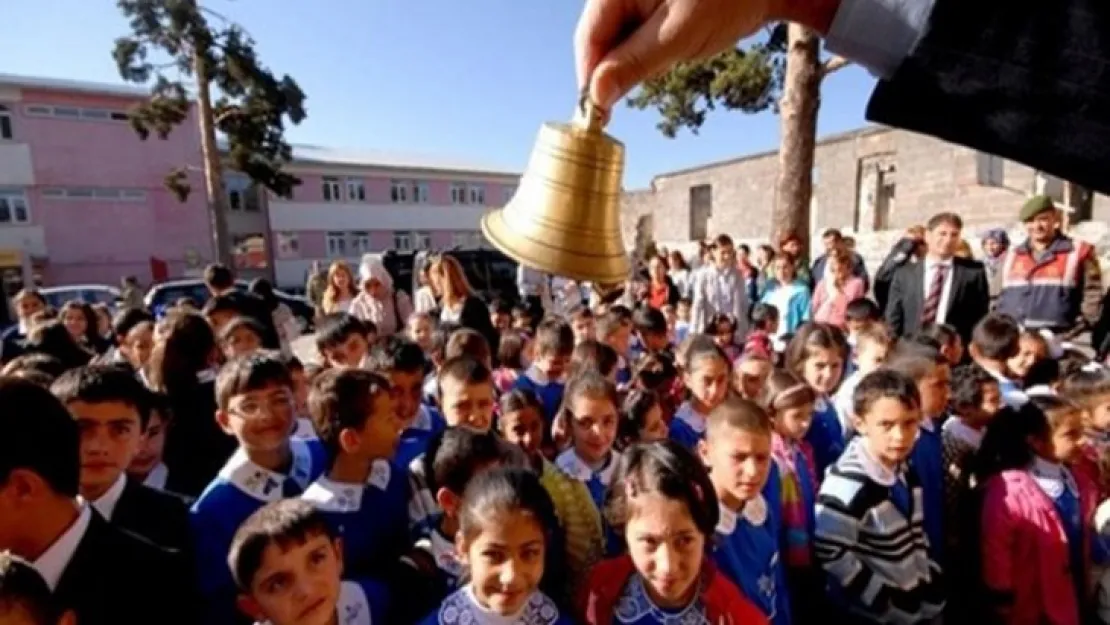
[
  {"xmin": 810, "ymin": 229, "xmax": 870, "ymax": 291},
  {"xmin": 690, "ymin": 234, "xmax": 749, "ymax": 338},
  {"xmin": 429, "ymin": 253, "xmax": 499, "ymax": 354},
  {"xmin": 873, "ymin": 226, "xmax": 926, "ymax": 313},
  {"xmin": 349, "ymin": 253, "xmax": 413, "ymax": 337},
  {"xmin": 412, "ymin": 262, "xmax": 439, "ymax": 314},
  {"xmin": 320, "ymin": 260, "xmax": 358, "ymax": 315}
]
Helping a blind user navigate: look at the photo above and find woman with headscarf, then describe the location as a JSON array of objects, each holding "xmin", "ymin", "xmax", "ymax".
[
  {"xmin": 981, "ymin": 228, "xmax": 1011, "ymax": 303},
  {"xmin": 349, "ymin": 253, "xmax": 414, "ymax": 337}
]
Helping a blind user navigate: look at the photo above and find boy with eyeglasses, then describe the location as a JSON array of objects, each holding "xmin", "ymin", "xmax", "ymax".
[{"xmin": 189, "ymin": 353, "xmax": 328, "ymax": 625}]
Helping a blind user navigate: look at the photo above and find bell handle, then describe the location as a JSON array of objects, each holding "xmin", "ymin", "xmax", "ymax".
[{"xmin": 575, "ymin": 90, "xmax": 609, "ymax": 133}]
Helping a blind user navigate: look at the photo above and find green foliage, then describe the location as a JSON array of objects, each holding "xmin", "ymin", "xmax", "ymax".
[
  {"xmin": 113, "ymin": 0, "xmax": 306, "ymax": 199},
  {"xmin": 627, "ymin": 24, "xmax": 788, "ymax": 137}
]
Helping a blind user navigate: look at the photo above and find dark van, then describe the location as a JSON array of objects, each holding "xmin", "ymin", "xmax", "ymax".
[{"xmin": 382, "ymin": 249, "xmax": 519, "ymax": 303}]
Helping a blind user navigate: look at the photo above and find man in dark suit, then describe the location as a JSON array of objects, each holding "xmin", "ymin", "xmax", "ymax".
[
  {"xmin": 885, "ymin": 212, "xmax": 990, "ymax": 345},
  {"xmin": 0, "ymin": 377, "xmax": 196, "ymax": 625}
]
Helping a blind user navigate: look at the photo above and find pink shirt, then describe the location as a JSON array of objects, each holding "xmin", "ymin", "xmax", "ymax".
[{"xmin": 810, "ymin": 277, "xmax": 866, "ymax": 330}]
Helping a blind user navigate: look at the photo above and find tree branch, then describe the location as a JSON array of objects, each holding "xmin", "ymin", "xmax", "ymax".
[{"xmin": 820, "ymin": 55, "xmax": 851, "ymax": 78}]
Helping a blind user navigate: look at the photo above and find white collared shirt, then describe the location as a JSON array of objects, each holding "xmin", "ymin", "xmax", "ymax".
[
  {"xmin": 256, "ymin": 580, "xmax": 373, "ymax": 625},
  {"xmin": 142, "ymin": 463, "xmax": 169, "ymax": 490},
  {"xmin": 86, "ymin": 473, "xmax": 128, "ymax": 520},
  {"xmin": 220, "ymin": 440, "xmax": 316, "ymax": 502},
  {"xmin": 1030, "ymin": 456, "xmax": 1079, "ymax": 499},
  {"xmin": 922, "ymin": 257, "xmax": 955, "ymax": 324},
  {"xmin": 33, "ymin": 504, "xmax": 92, "ymax": 591},
  {"xmin": 673, "ymin": 402, "xmax": 707, "ymax": 434},
  {"xmin": 554, "ymin": 448, "xmax": 618, "ymax": 486},
  {"xmin": 716, "ymin": 495, "xmax": 769, "ymax": 535},
  {"xmin": 942, "ymin": 417, "xmax": 984, "ymax": 449}
]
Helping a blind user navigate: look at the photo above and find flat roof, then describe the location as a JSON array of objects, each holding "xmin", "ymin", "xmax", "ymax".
[
  {"xmin": 287, "ymin": 144, "xmax": 520, "ymax": 177},
  {"xmin": 0, "ymin": 73, "xmax": 150, "ymax": 99}
]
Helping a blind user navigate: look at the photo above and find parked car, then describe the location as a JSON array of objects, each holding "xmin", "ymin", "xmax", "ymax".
[
  {"xmin": 381, "ymin": 249, "xmax": 519, "ymax": 303},
  {"xmin": 144, "ymin": 279, "xmax": 315, "ymax": 331},
  {"xmin": 40, "ymin": 285, "xmax": 122, "ymax": 309}
]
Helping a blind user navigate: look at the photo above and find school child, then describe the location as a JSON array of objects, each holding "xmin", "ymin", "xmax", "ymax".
[
  {"xmin": 190, "ymin": 354, "xmax": 328, "ymax": 625},
  {"xmin": 1061, "ymin": 365, "xmax": 1110, "ymax": 498},
  {"xmin": 843, "ymin": 297, "xmax": 882, "ymax": 347},
  {"xmin": 555, "ymin": 371, "xmax": 621, "ymax": 513},
  {"xmin": 220, "ymin": 317, "xmax": 267, "ymax": 360},
  {"xmin": 110, "ymin": 307, "xmax": 155, "ymax": 372},
  {"xmin": 492, "ymin": 331, "xmax": 527, "ymax": 394},
  {"xmin": 367, "ymin": 337, "xmax": 447, "ymax": 468},
  {"xmin": 1010, "ymin": 329, "xmax": 1050, "ymax": 384},
  {"xmin": 300, "ymin": 368, "xmax": 408, "ymax": 579},
  {"xmin": 709, "ymin": 313, "xmax": 742, "ymax": 361},
  {"xmin": 632, "ymin": 306, "xmax": 671, "ymax": 356},
  {"xmin": 735, "ymin": 352, "xmax": 773, "ymax": 400},
  {"xmin": 833, "ymin": 323, "xmax": 893, "ymax": 435},
  {"xmin": 512, "ymin": 303, "xmax": 535, "ymax": 332},
  {"xmin": 285, "ymin": 356, "xmax": 317, "ymax": 439},
  {"xmin": 51, "ymin": 364, "xmax": 191, "ymax": 552},
  {"xmin": 314, "ymin": 313, "xmax": 373, "ymax": 370},
  {"xmin": 489, "ymin": 297, "xmax": 513, "ymax": 333},
  {"xmin": 970, "ymin": 313, "xmax": 1028, "ymax": 408},
  {"xmin": 420, "ymin": 467, "xmax": 575, "ymax": 625},
  {"xmin": 942, "ymin": 364, "xmax": 1001, "ymax": 492},
  {"xmin": 670, "ymin": 340, "xmax": 731, "ymax": 451},
  {"xmin": 814, "ymin": 369, "xmax": 946, "ymax": 624},
  {"xmin": 617, "ymin": 389, "xmax": 669, "ymax": 449},
  {"xmin": 498, "ymin": 390, "xmax": 605, "ymax": 602},
  {"xmin": 0, "ymin": 551, "xmax": 74, "ymax": 625},
  {"xmin": 423, "ymin": 323, "xmax": 456, "ymax": 405},
  {"xmin": 579, "ymin": 440, "xmax": 768, "ymax": 624},
  {"xmin": 596, "ymin": 310, "xmax": 633, "ymax": 387},
  {"xmin": 975, "ymin": 397, "xmax": 1093, "ymax": 625},
  {"xmin": 631, "ymin": 351, "xmax": 683, "ymax": 420},
  {"xmin": 407, "ymin": 311, "xmax": 436, "ymax": 356},
  {"xmin": 674, "ymin": 297, "xmax": 692, "ymax": 344},
  {"xmin": 745, "ymin": 303, "xmax": 778, "ymax": 361},
  {"xmin": 920, "ymin": 323, "xmax": 964, "ymax": 367},
  {"xmin": 444, "ymin": 327, "xmax": 493, "ymax": 368},
  {"xmin": 568, "ymin": 339, "xmax": 620, "ymax": 384},
  {"xmin": 127, "ymin": 391, "xmax": 172, "ymax": 490},
  {"xmin": 227, "ymin": 499, "xmax": 389, "ymax": 625},
  {"xmin": 785, "ymin": 323, "xmax": 847, "ymax": 477},
  {"xmin": 514, "ymin": 318, "xmax": 574, "ymax": 423},
  {"xmin": 701, "ymin": 396, "xmax": 792, "ymax": 625},
  {"xmin": 568, "ymin": 304, "xmax": 596, "ymax": 345}
]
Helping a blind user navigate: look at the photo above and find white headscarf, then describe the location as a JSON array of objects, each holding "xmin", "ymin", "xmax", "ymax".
[{"xmin": 358, "ymin": 254, "xmax": 394, "ymax": 294}]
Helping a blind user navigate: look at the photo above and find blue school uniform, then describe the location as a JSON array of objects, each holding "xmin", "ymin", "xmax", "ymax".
[
  {"xmin": 804, "ymin": 396, "xmax": 844, "ymax": 479},
  {"xmin": 712, "ymin": 495, "xmax": 791, "ymax": 625},
  {"xmin": 616, "ymin": 355, "xmax": 632, "ymax": 388},
  {"xmin": 909, "ymin": 418, "xmax": 945, "ymax": 563},
  {"xmin": 255, "ymin": 579, "xmax": 389, "ymax": 625},
  {"xmin": 513, "ymin": 367, "xmax": 565, "ymax": 424},
  {"xmin": 397, "ymin": 404, "xmax": 447, "ymax": 469},
  {"xmin": 191, "ymin": 439, "xmax": 327, "ymax": 625},
  {"xmin": 1032, "ymin": 458, "xmax": 1085, "ymax": 598},
  {"xmin": 556, "ymin": 449, "xmax": 621, "ymax": 555},
  {"xmin": 301, "ymin": 460, "xmax": 410, "ymax": 578},
  {"xmin": 613, "ymin": 574, "xmax": 711, "ymax": 624},
  {"xmin": 668, "ymin": 402, "xmax": 707, "ymax": 451},
  {"xmin": 419, "ymin": 587, "xmax": 572, "ymax": 625}
]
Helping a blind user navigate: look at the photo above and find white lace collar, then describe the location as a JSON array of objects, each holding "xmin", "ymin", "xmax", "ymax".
[
  {"xmin": 524, "ymin": 366, "xmax": 563, "ymax": 387},
  {"xmin": 434, "ymin": 587, "xmax": 561, "ymax": 625},
  {"xmin": 256, "ymin": 580, "xmax": 372, "ymax": 625},
  {"xmin": 555, "ymin": 449, "xmax": 617, "ymax": 485},
  {"xmin": 674, "ymin": 402, "xmax": 707, "ymax": 434},
  {"xmin": 814, "ymin": 396, "xmax": 830, "ymax": 413},
  {"xmin": 716, "ymin": 494, "xmax": 768, "ymax": 534},
  {"xmin": 851, "ymin": 438, "xmax": 902, "ymax": 487},
  {"xmin": 418, "ymin": 529, "xmax": 464, "ymax": 579},
  {"xmin": 942, "ymin": 418, "xmax": 984, "ymax": 449},
  {"xmin": 1030, "ymin": 456, "xmax": 1079, "ymax": 499},
  {"xmin": 301, "ymin": 462, "xmax": 391, "ymax": 513},
  {"xmin": 920, "ymin": 415, "xmax": 937, "ymax": 433},
  {"xmin": 218, "ymin": 439, "xmax": 315, "ymax": 502},
  {"xmin": 615, "ymin": 574, "xmax": 707, "ymax": 624}
]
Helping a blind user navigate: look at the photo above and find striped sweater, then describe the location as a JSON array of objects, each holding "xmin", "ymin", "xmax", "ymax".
[{"xmin": 814, "ymin": 437, "xmax": 946, "ymax": 625}]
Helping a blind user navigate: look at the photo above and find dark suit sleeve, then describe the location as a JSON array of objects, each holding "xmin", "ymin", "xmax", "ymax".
[
  {"xmin": 884, "ymin": 269, "xmax": 906, "ymax": 338},
  {"xmin": 967, "ymin": 263, "xmax": 991, "ymax": 339},
  {"xmin": 867, "ymin": 0, "xmax": 1110, "ymax": 194}
]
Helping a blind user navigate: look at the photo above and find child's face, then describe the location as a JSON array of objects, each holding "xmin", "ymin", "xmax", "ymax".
[
  {"xmin": 1007, "ymin": 336, "xmax": 1044, "ymax": 378},
  {"xmin": 119, "ymin": 321, "xmax": 155, "ymax": 370},
  {"xmin": 219, "ymin": 384, "xmax": 296, "ymax": 453},
  {"xmin": 70, "ymin": 400, "xmax": 143, "ymax": 497},
  {"xmin": 700, "ymin": 426, "xmax": 772, "ymax": 507},
  {"xmin": 408, "ymin": 317, "xmax": 433, "ymax": 352},
  {"xmin": 855, "ymin": 341, "xmax": 889, "ymax": 374},
  {"xmin": 129, "ymin": 411, "xmax": 167, "ymax": 478},
  {"xmin": 289, "ymin": 368, "xmax": 309, "ymax": 416},
  {"xmin": 918, "ymin": 364, "xmax": 951, "ymax": 420},
  {"xmin": 675, "ymin": 303, "xmax": 690, "ymax": 322},
  {"xmin": 734, "ymin": 359, "xmax": 771, "ymax": 400},
  {"xmin": 845, "ymin": 318, "xmax": 868, "ymax": 337},
  {"xmin": 1042, "ymin": 410, "xmax": 1085, "ymax": 464},
  {"xmin": 641, "ymin": 331, "xmax": 669, "ymax": 353},
  {"xmin": 684, "ymin": 357, "xmax": 730, "ymax": 412},
  {"xmin": 607, "ymin": 322, "xmax": 633, "ymax": 356},
  {"xmin": 1088, "ymin": 394, "xmax": 1110, "ymax": 432},
  {"xmin": 533, "ymin": 350, "xmax": 568, "ymax": 381},
  {"xmin": 240, "ymin": 533, "xmax": 343, "ymax": 625},
  {"xmin": 62, "ymin": 308, "xmax": 87, "ymax": 340},
  {"xmin": 350, "ymin": 394, "xmax": 403, "ymax": 461},
  {"xmin": 512, "ymin": 314, "xmax": 532, "ymax": 331},
  {"xmin": 638, "ymin": 405, "xmax": 669, "ymax": 443},
  {"xmin": 491, "ymin": 311, "xmax": 511, "ymax": 332},
  {"xmin": 439, "ymin": 378, "xmax": 495, "ymax": 431},
  {"xmin": 224, "ymin": 327, "xmax": 263, "ymax": 360},
  {"xmin": 390, "ymin": 369, "xmax": 425, "ymax": 427},
  {"xmin": 571, "ymin": 316, "xmax": 594, "ymax": 344},
  {"xmin": 499, "ymin": 407, "xmax": 544, "ymax": 458},
  {"xmin": 854, "ymin": 397, "xmax": 921, "ymax": 468},
  {"xmin": 973, "ymin": 381, "xmax": 1003, "ymax": 425},
  {"xmin": 568, "ymin": 393, "xmax": 619, "ymax": 464},
  {"xmin": 776, "ymin": 403, "xmax": 814, "ymax": 442},
  {"xmin": 625, "ymin": 492, "xmax": 705, "ymax": 609},
  {"xmin": 713, "ymin": 321, "xmax": 734, "ymax": 346},
  {"xmin": 942, "ymin": 336, "xmax": 965, "ymax": 366},
  {"xmin": 322, "ymin": 334, "xmax": 369, "ymax": 369},
  {"xmin": 802, "ymin": 347, "xmax": 844, "ymax": 395},
  {"xmin": 459, "ymin": 510, "xmax": 546, "ymax": 616},
  {"xmin": 207, "ymin": 310, "xmax": 236, "ymax": 337}
]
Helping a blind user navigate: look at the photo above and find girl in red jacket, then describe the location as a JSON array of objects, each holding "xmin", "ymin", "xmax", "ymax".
[{"xmin": 578, "ymin": 439, "xmax": 767, "ymax": 625}]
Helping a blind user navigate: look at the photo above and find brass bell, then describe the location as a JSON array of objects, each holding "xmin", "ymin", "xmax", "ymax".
[{"xmin": 482, "ymin": 98, "xmax": 630, "ymax": 286}]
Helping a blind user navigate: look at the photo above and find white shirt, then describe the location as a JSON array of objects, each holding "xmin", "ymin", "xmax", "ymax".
[
  {"xmin": 33, "ymin": 504, "xmax": 92, "ymax": 591},
  {"xmin": 86, "ymin": 473, "xmax": 128, "ymax": 520},
  {"xmin": 922, "ymin": 257, "xmax": 955, "ymax": 324},
  {"xmin": 143, "ymin": 463, "xmax": 169, "ymax": 490}
]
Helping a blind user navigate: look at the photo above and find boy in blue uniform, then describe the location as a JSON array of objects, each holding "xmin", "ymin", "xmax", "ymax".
[
  {"xmin": 367, "ymin": 336, "xmax": 446, "ymax": 468},
  {"xmin": 314, "ymin": 313, "xmax": 374, "ymax": 370},
  {"xmin": 513, "ymin": 318, "xmax": 574, "ymax": 424},
  {"xmin": 228, "ymin": 499, "xmax": 388, "ymax": 625},
  {"xmin": 191, "ymin": 354, "xmax": 328, "ymax": 625},
  {"xmin": 301, "ymin": 368, "xmax": 409, "ymax": 579}
]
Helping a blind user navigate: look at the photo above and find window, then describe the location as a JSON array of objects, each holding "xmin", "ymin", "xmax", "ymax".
[
  {"xmin": 52, "ymin": 107, "xmax": 80, "ymax": 119},
  {"xmin": 468, "ymin": 184, "xmax": 486, "ymax": 205},
  {"xmin": 0, "ymin": 105, "xmax": 10, "ymax": 140},
  {"xmin": 0, "ymin": 189, "xmax": 30, "ymax": 224},
  {"xmin": 450, "ymin": 183, "xmax": 468, "ymax": 205},
  {"xmin": 326, "ymin": 231, "xmax": 346, "ymax": 257},
  {"xmin": 413, "ymin": 231, "xmax": 431, "ymax": 250},
  {"xmin": 39, "ymin": 187, "xmax": 147, "ymax": 202},
  {"xmin": 502, "ymin": 185, "xmax": 517, "ymax": 204},
  {"xmin": 22, "ymin": 104, "xmax": 129, "ymax": 124},
  {"xmin": 346, "ymin": 178, "xmax": 365, "ymax": 202},
  {"xmin": 411, "ymin": 181, "xmax": 429, "ymax": 204},
  {"xmin": 276, "ymin": 232, "xmax": 300, "ymax": 258},
  {"xmin": 322, "ymin": 177, "xmax": 342, "ymax": 202},
  {"xmin": 977, "ymin": 153, "xmax": 1005, "ymax": 187},
  {"xmin": 688, "ymin": 184, "xmax": 712, "ymax": 241},
  {"xmin": 349, "ymin": 231, "xmax": 371, "ymax": 255},
  {"xmin": 393, "ymin": 231, "xmax": 412, "ymax": 252},
  {"xmin": 390, "ymin": 180, "xmax": 409, "ymax": 203},
  {"xmin": 470, "ymin": 232, "xmax": 486, "ymax": 248},
  {"xmin": 451, "ymin": 232, "xmax": 470, "ymax": 248}
]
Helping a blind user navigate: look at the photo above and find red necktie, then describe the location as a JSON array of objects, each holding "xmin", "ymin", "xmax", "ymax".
[{"xmin": 921, "ymin": 264, "xmax": 948, "ymax": 326}]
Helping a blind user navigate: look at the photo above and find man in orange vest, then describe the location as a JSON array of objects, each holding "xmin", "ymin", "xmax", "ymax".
[{"xmin": 996, "ymin": 195, "xmax": 1103, "ymax": 337}]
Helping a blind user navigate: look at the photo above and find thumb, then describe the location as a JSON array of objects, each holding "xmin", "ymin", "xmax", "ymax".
[{"xmin": 588, "ymin": 6, "xmax": 681, "ymax": 110}]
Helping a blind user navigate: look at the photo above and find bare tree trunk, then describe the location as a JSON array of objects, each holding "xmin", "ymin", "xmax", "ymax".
[
  {"xmin": 773, "ymin": 24, "xmax": 822, "ymax": 260},
  {"xmin": 193, "ymin": 51, "xmax": 232, "ymax": 267}
]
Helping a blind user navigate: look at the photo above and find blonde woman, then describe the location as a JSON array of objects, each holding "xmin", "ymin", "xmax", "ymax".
[
  {"xmin": 321, "ymin": 261, "xmax": 358, "ymax": 314},
  {"xmin": 428, "ymin": 254, "xmax": 499, "ymax": 354},
  {"xmin": 349, "ymin": 253, "xmax": 413, "ymax": 336}
]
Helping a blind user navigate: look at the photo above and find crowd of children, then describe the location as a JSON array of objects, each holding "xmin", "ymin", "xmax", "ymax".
[{"xmin": 4, "ymin": 269, "xmax": 1110, "ymax": 625}]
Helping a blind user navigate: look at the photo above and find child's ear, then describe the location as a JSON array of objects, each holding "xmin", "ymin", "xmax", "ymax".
[
  {"xmin": 337, "ymin": 427, "xmax": 362, "ymax": 454},
  {"xmin": 332, "ymin": 537, "xmax": 345, "ymax": 577},
  {"xmin": 696, "ymin": 438, "xmax": 711, "ymax": 468},
  {"xmin": 436, "ymin": 488, "xmax": 460, "ymax": 517},
  {"xmin": 235, "ymin": 594, "xmax": 266, "ymax": 622},
  {"xmin": 215, "ymin": 410, "xmax": 235, "ymax": 436},
  {"xmin": 850, "ymin": 413, "xmax": 866, "ymax": 434}
]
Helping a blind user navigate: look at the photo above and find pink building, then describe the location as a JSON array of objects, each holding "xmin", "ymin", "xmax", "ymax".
[
  {"xmin": 0, "ymin": 73, "xmax": 212, "ymax": 291},
  {"xmin": 268, "ymin": 144, "xmax": 520, "ymax": 289}
]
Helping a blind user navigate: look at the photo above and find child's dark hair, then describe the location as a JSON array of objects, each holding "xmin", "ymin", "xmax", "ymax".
[
  {"xmin": 709, "ymin": 313, "xmax": 736, "ymax": 337},
  {"xmin": 1023, "ymin": 358, "xmax": 1061, "ymax": 390},
  {"xmin": 458, "ymin": 466, "xmax": 558, "ymax": 543},
  {"xmin": 618, "ymin": 390, "xmax": 662, "ymax": 449},
  {"xmin": 0, "ymin": 352, "xmax": 68, "ymax": 381},
  {"xmin": 314, "ymin": 313, "xmax": 370, "ymax": 352},
  {"xmin": 0, "ymin": 551, "xmax": 58, "ymax": 625},
  {"xmin": 308, "ymin": 368, "xmax": 392, "ymax": 468},
  {"xmin": 845, "ymin": 297, "xmax": 882, "ymax": 323},
  {"xmin": 430, "ymin": 322, "xmax": 459, "ymax": 363},
  {"xmin": 283, "ymin": 354, "xmax": 304, "ymax": 373},
  {"xmin": 1061, "ymin": 365, "xmax": 1110, "ymax": 409},
  {"xmin": 437, "ymin": 356, "xmax": 493, "ymax": 395},
  {"xmin": 949, "ymin": 364, "xmax": 998, "ymax": 414},
  {"xmin": 498, "ymin": 388, "xmax": 543, "ymax": 422},
  {"xmin": 445, "ymin": 328, "xmax": 491, "ymax": 364},
  {"xmin": 604, "ymin": 439, "xmax": 719, "ymax": 540},
  {"xmin": 903, "ymin": 333, "xmax": 943, "ymax": 354},
  {"xmin": 750, "ymin": 303, "xmax": 779, "ymax": 332},
  {"xmin": 568, "ymin": 339, "xmax": 619, "ymax": 379},
  {"xmin": 785, "ymin": 322, "xmax": 847, "ymax": 375},
  {"xmin": 366, "ymin": 335, "xmax": 426, "ymax": 374},
  {"xmin": 633, "ymin": 351, "xmax": 677, "ymax": 392},
  {"xmin": 609, "ymin": 304, "xmax": 633, "ymax": 322},
  {"xmin": 489, "ymin": 298, "xmax": 513, "ymax": 317},
  {"xmin": 51, "ymin": 363, "xmax": 153, "ymax": 428},
  {"xmin": 218, "ymin": 316, "xmax": 266, "ymax": 345},
  {"xmin": 971, "ymin": 313, "xmax": 1021, "ymax": 361},
  {"xmin": 632, "ymin": 307, "xmax": 667, "ymax": 336},
  {"xmin": 972, "ymin": 401, "xmax": 1057, "ymax": 484},
  {"xmin": 568, "ymin": 304, "xmax": 593, "ymax": 322},
  {"xmin": 560, "ymin": 370, "xmax": 620, "ymax": 422},
  {"xmin": 920, "ymin": 323, "xmax": 960, "ymax": 349},
  {"xmin": 215, "ymin": 352, "xmax": 292, "ymax": 411},
  {"xmin": 760, "ymin": 369, "xmax": 817, "ymax": 415},
  {"xmin": 533, "ymin": 318, "xmax": 574, "ymax": 358},
  {"xmin": 852, "ymin": 369, "xmax": 922, "ymax": 419},
  {"xmin": 423, "ymin": 427, "xmax": 520, "ymax": 495},
  {"xmin": 681, "ymin": 336, "xmax": 730, "ymax": 375},
  {"xmin": 227, "ymin": 499, "xmax": 334, "ymax": 592},
  {"xmin": 595, "ymin": 312, "xmax": 627, "ymax": 340},
  {"xmin": 706, "ymin": 395, "xmax": 773, "ymax": 437},
  {"xmin": 494, "ymin": 332, "xmax": 525, "ymax": 371},
  {"xmin": 112, "ymin": 307, "xmax": 155, "ymax": 339},
  {"xmin": 885, "ymin": 348, "xmax": 945, "ymax": 384}
]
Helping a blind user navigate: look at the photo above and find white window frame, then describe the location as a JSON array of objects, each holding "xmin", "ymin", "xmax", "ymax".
[
  {"xmin": 451, "ymin": 232, "xmax": 470, "ymax": 248},
  {"xmin": 393, "ymin": 231, "xmax": 413, "ymax": 252},
  {"xmin": 39, "ymin": 187, "xmax": 147, "ymax": 202},
  {"xmin": 0, "ymin": 105, "xmax": 11, "ymax": 141},
  {"xmin": 470, "ymin": 232, "xmax": 485, "ymax": 249},
  {"xmin": 322, "ymin": 177, "xmax": 342, "ymax": 202},
  {"xmin": 276, "ymin": 232, "xmax": 300, "ymax": 258},
  {"xmin": 468, "ymin": 184, "xmax": 485, "ymax": 205},
  {"xmin": 390, "ymin": 180, "xmax": 409, "ymax": 203},
  {"xmin": 326, "ymin": 231, "xmax": 346, "ymax": 257},
  {"xmin": 349, "ymin": 231, "xmax": 371, "ymax": 255},
  {"xmin": 346, "ymin": 178, "xmax": 365, "ymax": 202},
  {"xmin": 0, "ymin": 189, "xmax": 30, "ymax": 224},
  {"xmin": 22, "ymin": 104, "xmax": 129, "ymax": 123},
  {"xmin": 411, "ymin": 181, "xmax": 429, "ymax": 204},
  {"xmin": 450, "ymin": 183, "xmax": 468, "ymax": 205},
  {"xmin": 413, "ymin": 231, "xmax": 431, "ymax": 250}
]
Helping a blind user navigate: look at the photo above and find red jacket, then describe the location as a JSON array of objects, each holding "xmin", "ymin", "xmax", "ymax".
[{"xmin": 578, "ymin": 555, "xmax": 769, "ymax": 625}]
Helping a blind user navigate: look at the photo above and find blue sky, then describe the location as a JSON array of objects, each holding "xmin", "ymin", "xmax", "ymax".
[{"xmin": 2, "ymin": 1, "xmax": 877, "ymax": 188}]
